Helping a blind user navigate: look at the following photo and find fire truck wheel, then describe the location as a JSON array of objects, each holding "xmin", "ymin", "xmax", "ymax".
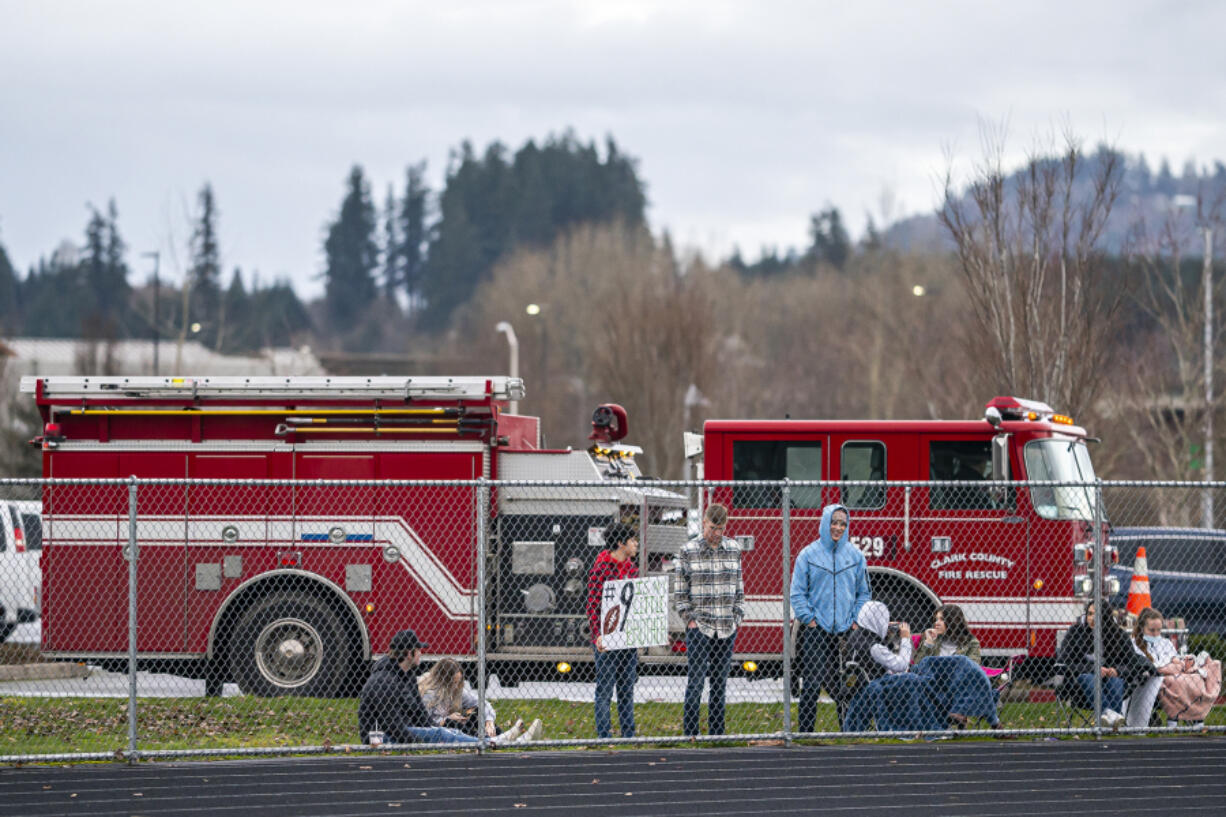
[{"xmin": 228, "ymin": 593, "xmax": 351, "ymax": 697}]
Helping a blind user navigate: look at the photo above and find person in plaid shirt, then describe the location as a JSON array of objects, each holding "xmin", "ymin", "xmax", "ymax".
[
  {"xmin": 587, "ymin": 521, "xmax": 640, "ymax": 738},
  {"xmin": 674, "ymin": 503, "xmax": 744, "ymax": 736}
]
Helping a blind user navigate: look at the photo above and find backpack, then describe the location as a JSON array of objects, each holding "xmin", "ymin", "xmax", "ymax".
[{"xmin": 839, "ymin": 627, "xmax": 887, "ymax": 700}]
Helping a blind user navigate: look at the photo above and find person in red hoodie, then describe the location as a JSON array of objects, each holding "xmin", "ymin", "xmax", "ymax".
[{"xmin": 587, "ymin": 521, "xmax": 640, "ymax": 738}]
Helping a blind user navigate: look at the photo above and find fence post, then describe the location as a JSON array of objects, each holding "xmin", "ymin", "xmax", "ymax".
[
  {"xmin": 126, "ymin": 477, "xmax": 139, "ymax": 763},
  {"xmin": 1091, "ymin": 478, "xmax": 1104, "ymax": 735},
  {"xmin": 476, "ymin": 477, "xmax": 489, "ymax": 754},
  {"xmin": 781, "ymin": 479, "xmax": 793, "ymax": 745},
  {"xmin": 641, "ymin": 493, "xmax": 649, "ymax": 574}
]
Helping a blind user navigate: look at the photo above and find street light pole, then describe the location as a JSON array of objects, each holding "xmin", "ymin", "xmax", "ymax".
[
  {"xmin": 1204, "ymin": 226, "xmax": 1215, "ymax": 528},
  {"xmin": 495, "ymin": 321, "xmax": 519, "ymax": 414},
  {"xmin": 141, "ymin": 251, "xmax": 160, "ymax": 375}
]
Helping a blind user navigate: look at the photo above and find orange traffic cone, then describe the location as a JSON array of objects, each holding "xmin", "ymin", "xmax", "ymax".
[{"xmin": 1126, "ymin": 546, "xmax": 1152, "ymax": 615}]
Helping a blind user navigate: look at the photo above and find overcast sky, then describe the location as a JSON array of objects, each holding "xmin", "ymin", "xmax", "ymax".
[{"xmin": 2, "ymin": 0, "xmax": 1225, "ymax": 299}]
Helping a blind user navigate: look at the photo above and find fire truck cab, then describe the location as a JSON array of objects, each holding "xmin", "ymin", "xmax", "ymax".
[
  {"xmin": 21, "ymin": 375, "xmax": 686, "ymax": 695},
  {"xmin": 692, "ymin": 396, "xmax": 1105, "ymax": 672}
]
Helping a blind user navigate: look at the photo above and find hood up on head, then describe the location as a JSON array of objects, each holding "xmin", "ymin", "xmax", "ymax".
[
  {"xmin": 818, "ymin": 503, "xmax": 850, "ymax": 549},
  {"xmin": 857, "ymin": 600, "xmax": 890, "ymax": 639}
]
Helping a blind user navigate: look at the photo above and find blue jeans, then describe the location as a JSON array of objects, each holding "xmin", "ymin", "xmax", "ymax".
[
  {"xmin": 683, "ymin": 627, "xmax": 737, "ymax": 736},
  {"xmin": 404, "ymin": 726, "xmax": 479, "ymax": 745},
  {"xmin": 1075, "ymin": 673, "xmax": 1124, "ymax": 714},
  {"xmin": 593, "ymin": 646, "xmax": 638, "ymax": 738}
]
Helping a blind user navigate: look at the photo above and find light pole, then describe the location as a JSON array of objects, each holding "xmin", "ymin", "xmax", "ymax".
[
  {"xmin": 141, "ymin": 251, "xmax": 160, "ymax": 375},
  {"xmin": 525, "ymin": 303, "xmax": 547, "ymax": 402},
  {"xmin": 495, "ymin": 321, "xmax": 519, "ymax": 414},
  {"xmin": 1203, "ymin": 225, "xmax": 1215, "ymax": 528}
]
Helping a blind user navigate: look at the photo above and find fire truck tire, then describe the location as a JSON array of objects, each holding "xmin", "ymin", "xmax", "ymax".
[
  {"xmin": 869, "ymin": 577, "xmax": 938, "ymax": 640},
  {"xmin": 228, "ymin": 592, "xmax": 351, "ymax": 697}
]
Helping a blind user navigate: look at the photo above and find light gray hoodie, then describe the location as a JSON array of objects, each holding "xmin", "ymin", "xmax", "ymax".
[{"xmin": 857, "ymin": 600, "xmax": 911, "ymax": 674}]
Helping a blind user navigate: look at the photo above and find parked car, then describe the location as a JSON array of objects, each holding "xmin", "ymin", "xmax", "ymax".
[
  {"xmin": 0, "ymin": 499, "xmax": 42, "ymax": 644},
  {"xmin": 1109, "ymin": 526, "xmax": 1226, "ymax": 636}
]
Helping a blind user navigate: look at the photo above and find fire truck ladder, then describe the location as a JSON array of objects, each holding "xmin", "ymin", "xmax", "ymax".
[{"xmin": 21, "ymin": 375, "xmax": 526, "ymax": 403}]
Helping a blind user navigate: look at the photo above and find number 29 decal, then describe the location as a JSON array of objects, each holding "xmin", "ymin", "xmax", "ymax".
[{"xmin": 850, "ymin": 535, "xmax": 885, "ymax": 558}]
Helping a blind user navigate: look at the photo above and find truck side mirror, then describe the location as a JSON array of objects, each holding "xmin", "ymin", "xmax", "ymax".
[{"xmin": 991, "ymin": 434, "xmax": 1010, "ymax": 481}]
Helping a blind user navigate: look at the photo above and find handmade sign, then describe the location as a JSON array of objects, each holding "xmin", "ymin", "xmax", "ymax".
[{"xmin": 599, "ymin": 575, "xmax": 669, "ymax": 650}]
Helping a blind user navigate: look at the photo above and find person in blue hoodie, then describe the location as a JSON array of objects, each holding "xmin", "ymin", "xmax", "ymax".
[{"xmin": 790, "ymin": 503, "xmax": 872, "ymax": 730}]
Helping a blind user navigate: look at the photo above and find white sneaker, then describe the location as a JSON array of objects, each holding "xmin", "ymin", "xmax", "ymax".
[
  {"xmin": 495, "ymin": 719, "xmax": 524, "ymax": 745},
  {"xmin": 1100, "ymin": 709, "xmax": 1124, "ymax": 728},
  {"xmin": 516, "ymin": 718, "xmax": 543, "ymax": 743}
]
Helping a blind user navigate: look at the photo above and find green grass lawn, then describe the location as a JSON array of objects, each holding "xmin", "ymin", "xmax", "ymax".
[{"xmin": 3, "ymin": 695, "xmax": 1221, "ymax": 758}]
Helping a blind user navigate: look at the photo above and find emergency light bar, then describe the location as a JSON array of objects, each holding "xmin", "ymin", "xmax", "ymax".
[{"xmin": 984, "ymin": 396, "xmax": 1073, "ymax": 425}]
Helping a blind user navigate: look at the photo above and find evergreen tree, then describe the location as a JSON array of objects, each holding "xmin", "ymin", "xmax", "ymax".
[
  {"xmin": 808, "ymin": 206, "xmax": 851, "ymax": 270},
  {"xmin": 1155, "ymin": 158, "xmax": 1176, "ymax": 195},
  {"xmin": 727, "ymin": 246, "xmax": 747, "ymax": 273},
  {"xmin": 1180, "ymin": 158, "xmax": 1200, "ymax": 192},
  {"xmin": 510, "ymin": 140, "xmax": 552, "ymax": 246},
  {"xmin": 216, "ymin": 266, "xmax": 247, "ymax": 352},
  {"xmin": 69, "ymin": 202, "xmax": 128, "ymax": 346},
  {"xmin": 19, "ymin": 259, "xmax": 61, "ymax": 337},
  {"xmin": 101, "ymin": 199, "xmax": 130, "ymax": 322},
  {"xmin": 82, "ymin": 205, "xmax": 107, "ymax": 318},
  {"xmin": 189, "ymin": 183, "xmax": 221, "ymax": 346},
  {"xmin": 0, "ymin": 235, "xmax": 18, "ymax": 333},
  {"xmin": 421, "ymin": 187, "xmax": 483, "ymax": 328},
  {"xmin": 399, "ymin": 161, "xmax": 430, "ymax": 312},
  {"xmin": 323, "ymin": 165, "xmax": 378, "ymax": 326},
  {"xmin": 104, "ymin": 200, "xmax": 126, "ymax": 285},
  {"xmin": 419, "ymin": 132, "xmax": 648, "ymax": 328},
  {"xmin": 252, "ymin": 279, "xmax": 311, "ymax": 348},
  {"xmin": 861, "ymin": 214, "xmax": 883, "ymax": 251},
  {"xmin": 595, "ymin": 135, "xmax": 647, "ymax": 227},
  {"xmin": 380, "ymin": 183, "xmax": 401, "ymax": 300},
  {"xmin": 1135, "ymin": 153, "xmax": 1153, "ymax": 192}
]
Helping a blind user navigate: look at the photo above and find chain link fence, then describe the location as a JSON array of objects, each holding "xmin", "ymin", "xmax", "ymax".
[{"xmin": 1, "ymin": 477, "xmax": 1223, "ymax": 762}]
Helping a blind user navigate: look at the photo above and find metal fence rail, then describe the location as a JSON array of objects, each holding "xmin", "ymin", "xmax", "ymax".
[{"xmin": 1, "ymin": 477, "xmax": 1223, "ymax": 763}]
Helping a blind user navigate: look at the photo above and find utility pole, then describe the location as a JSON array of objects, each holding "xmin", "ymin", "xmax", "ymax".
[{"xmin": 142, "ymin": 251, "xmax": 160, "ymax": 375}]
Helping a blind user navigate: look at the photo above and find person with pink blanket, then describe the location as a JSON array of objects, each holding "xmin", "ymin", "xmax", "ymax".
[{"xmin": 1125, "ymin": 608, "xmax": 1221, "ymax": 728}]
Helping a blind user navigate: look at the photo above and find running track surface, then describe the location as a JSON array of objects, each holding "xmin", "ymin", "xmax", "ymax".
[{"xmin": 3, "ymin": 738, "xmax": 1224, "ymax": 817}]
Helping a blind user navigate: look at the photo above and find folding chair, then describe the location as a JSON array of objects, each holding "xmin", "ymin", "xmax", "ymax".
[{"xmin": 1047, "ymin": 663, "xmax": 1097, "ymax": 728}]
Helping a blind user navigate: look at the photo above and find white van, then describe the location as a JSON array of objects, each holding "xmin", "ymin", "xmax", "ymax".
[{"xmin": 0, "ymin": 499, "xmax": 42, "ymax": 644}]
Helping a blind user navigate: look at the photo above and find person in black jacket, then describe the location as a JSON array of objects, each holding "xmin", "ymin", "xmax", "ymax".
[
  {"xmin": 358, "ymin": 629, "xmax": 525, "ymax": 745},
  {"xmin": 1056, "ymin": 602, "xmax": 1154, "ymax": 727}
]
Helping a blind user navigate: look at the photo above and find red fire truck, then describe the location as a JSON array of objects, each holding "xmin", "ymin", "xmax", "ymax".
[
  {"xmin": 22, "ymin": 376, "xmax": 686, "ymax": 696},
  {"xmin": 691, "ymin": 396, "xmax": 1107, "ymax": 674}
]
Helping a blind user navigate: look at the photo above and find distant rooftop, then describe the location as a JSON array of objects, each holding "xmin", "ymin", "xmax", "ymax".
[{"xmin": 1, "ymin": 337, "xmax": 325, "ymax": 378}]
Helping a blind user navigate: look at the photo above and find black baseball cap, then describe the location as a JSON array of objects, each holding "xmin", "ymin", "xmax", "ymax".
[{"xmin": 389, "ymin": 629, "xmax": 428, "ymax": 651}]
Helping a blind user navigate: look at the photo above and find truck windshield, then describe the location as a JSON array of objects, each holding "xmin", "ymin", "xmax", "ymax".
[{"xmin": 1024, "ymin": 438, "xmax": 1102, "ymax": 521}]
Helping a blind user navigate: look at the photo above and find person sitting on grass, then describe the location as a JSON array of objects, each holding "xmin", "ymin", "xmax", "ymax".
[
  {"xmin": 418, "ymin": 657, "xmax": 542, "ymax": 742},
  {"xmin": 358, "ymin": 629, "xmax": 533, "ymax": 747}
]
